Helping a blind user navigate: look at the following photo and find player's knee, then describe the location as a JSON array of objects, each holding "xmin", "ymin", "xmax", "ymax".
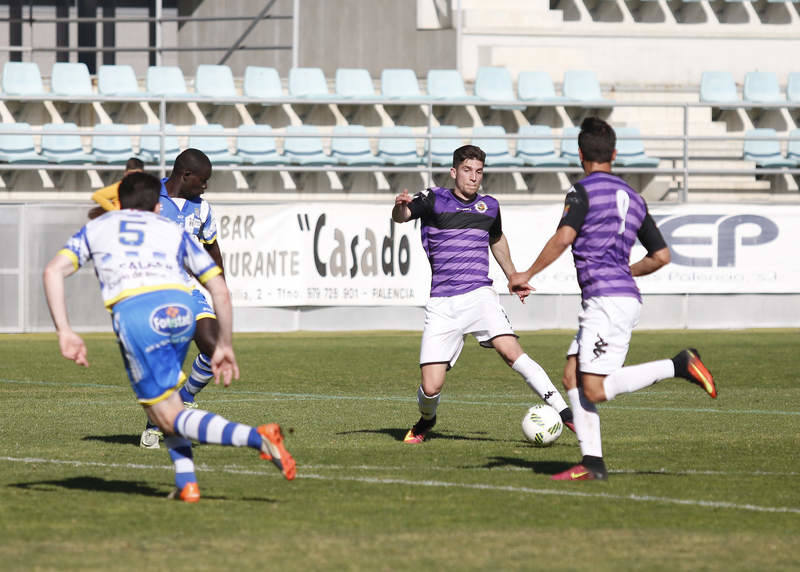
[
  {"xmin": 582, "ymin": 384, "xmax": 606, "ymax": 403},
  {"xmin": 194, "ymin": 319, "xmax": 218, "ymax": 356}
]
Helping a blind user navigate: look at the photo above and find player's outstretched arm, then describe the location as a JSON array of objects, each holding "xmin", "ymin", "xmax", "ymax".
[
  {"xmin": 204, "ymin": 274, "xmax": 239, "ymax": 386},
  {"xmin": 391, "ymin": 189, "xmax": 413, "ymax": 223},
  {"xmin": 490, "ymin": 234, "xmax": 530, "ymax": 302},
  {"xmin": 43, "ymin": 253, "xmax": 88, "ymax": 367},
  {"xmin": 508, "ymin": 226, "xmax": 576, "ymax": 294},
  {"xmin": 631, "ymin": 246, "xmax": 670, "ymax": 277}
]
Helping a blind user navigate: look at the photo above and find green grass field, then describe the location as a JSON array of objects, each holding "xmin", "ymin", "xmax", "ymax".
[{"xmin": 1, "ymin": 329, "xmax": 798, "ymax": 571}]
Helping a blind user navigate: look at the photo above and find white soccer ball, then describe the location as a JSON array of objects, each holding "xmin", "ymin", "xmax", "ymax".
[{"xmin": 521, "ymin": 404, "xmax": 563, "ymax": 447}]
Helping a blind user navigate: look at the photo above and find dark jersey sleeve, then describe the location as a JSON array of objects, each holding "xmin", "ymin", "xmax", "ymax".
[
  {"xmin": 489, "ymin": 207, "xmax": 503, "ymax": 242},
  {"xmin": 637, "ymin": 211, "xmax": 668, "ymax": 254},
  {"xmin": 407, "ymin": 188, "xmax": 436, "ymax": 221},
  {"xmin": 557, "ymin": 183, "xmax": 589, "ymax": 232}
]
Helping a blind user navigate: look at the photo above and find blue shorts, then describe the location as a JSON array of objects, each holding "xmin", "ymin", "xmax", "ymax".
[
  {"xmin": 191, "ymin": 288, "xmax": 216, "ymax": 321},
  {"xmin": 112, "ymin": 290, "xmax": 198, "ymax": 405}
]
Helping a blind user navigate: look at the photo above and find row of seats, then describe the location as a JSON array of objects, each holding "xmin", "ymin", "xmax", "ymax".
[
  {"xmin": 701, "ymin": 70, "xmax": 800, "ymax": 105},
  {"xmin": 0, "ymin": 123, "xmax": 662, "ymax": 168}
]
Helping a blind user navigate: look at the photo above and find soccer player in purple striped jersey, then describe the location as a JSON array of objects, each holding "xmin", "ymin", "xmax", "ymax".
[
  {"xmin": 43, "ymin": 172, "xmax": 295, "ymax": 502},
  {"xmin": 392, "ymin": 144, "xmax": 574, "ymax": 444},
  {"xmin": 509, "ymin": 117, "xmax": 717, "ymax": 481}
]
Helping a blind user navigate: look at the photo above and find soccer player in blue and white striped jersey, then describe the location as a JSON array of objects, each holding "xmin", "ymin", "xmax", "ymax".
[
  {"xmin": 509, "ymin": 117, "xmax": 717, "ymax": 481},
  {"xmin": 393, "ymin": 145, "xmax": 574, "ymax": 444},
  {"xmin": 44, "ymin": 172, "xmax": 295, "ymax": 502}
]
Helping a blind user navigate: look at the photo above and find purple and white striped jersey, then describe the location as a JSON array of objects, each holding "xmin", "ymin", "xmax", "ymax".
[
  {"xmin": 559, "ymin": 172, "xmax": 666, "ymax": 302},
  {"xmin": 407, "ymin": 186, "xmax": 502, "ymax": 298}
]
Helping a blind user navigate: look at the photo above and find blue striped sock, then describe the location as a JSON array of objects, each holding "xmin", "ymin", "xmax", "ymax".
[
  {"xmin": 179, "ymin": 354, "xmax": 213, "ymax": 403},
  {"xmin": 165, "ymin": 436, "xmax": 196, "ymax": 489},
  {"xmin": 174, "ymin": 409, "xmax": 262, "ymax": 450}
]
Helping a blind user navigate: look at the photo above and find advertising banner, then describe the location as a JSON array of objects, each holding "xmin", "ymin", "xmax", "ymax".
[{"xmin": 214, "ymin": 202, "xmax": 799, "ymax": 306}]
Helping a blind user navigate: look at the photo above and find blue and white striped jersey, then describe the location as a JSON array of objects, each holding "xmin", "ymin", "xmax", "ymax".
[{"xmin": 158, "ymin": 178, "xmax": 217, "ymax": 246}]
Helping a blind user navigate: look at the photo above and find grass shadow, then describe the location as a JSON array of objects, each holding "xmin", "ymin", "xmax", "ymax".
[
  {"xmin": 482, "ymin": 456, "xmax": 575, "ymax": 475},
  {"xmin": 82, "ymin": 434, "xmax": 140, "ymax": 446},
  {"xmin": 337, "ymin": 427, "xmax": 502, "ymax": 443}
]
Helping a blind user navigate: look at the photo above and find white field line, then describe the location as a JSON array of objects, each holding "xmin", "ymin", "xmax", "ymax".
[
  {"xmin": 2, "ymin": 378, "xmax": 799, "ymax": 417},
  {"xmin": 1, "ymin": 456, "xmax": 798, "ymax": 515}
]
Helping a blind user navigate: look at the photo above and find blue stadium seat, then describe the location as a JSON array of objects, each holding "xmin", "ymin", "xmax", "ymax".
[
  {"xmin": 517, "ymin": 71, "xmax": 568, "ymax": 102},
  {"xmin": 380, "ymin": 69, "xmax": 429, "ymax": 100},
  {"xmin": 41, "ymin": 123, "xmax": 96, "ymax": 163},
  {"xmin": 188, "ymin": 124, "xmax": 243, "ymax": 164},
  {"xmin": 560, "ymin": 127, "xmax": 581, "ymax": 165},
  {"xmin": 138, "ymin": 124, "xmax": 181, "ymax": 164},
  {"xmin": 97, "ymin": 65, "xmax": 141, "ymax": 96},
  {"xmin": 474, "ymin": 67, "xmax": 523, "ymax": 109},
  {"xmin": 243, "ymin": 66, "xmax": 285, "ymax": 100},
  {"xmin": 377, "ymin": 126, "xmax": 422, "ymax": 164},
  {"xmin": 236, "ymin": 124, "xmax": 283, "ymax": 165},
  {"xmin": 288, "ymin": 67, "xmax": 333, "ymax": 98},
  {"xmin": 699, "ymin": 71, "xmax": 739, "ymax": 104},
  {"xmin": 283, "ymin": 125, "xmax": 337, "ymax": 165},
  {"xmin": 562, "ymin": 70, "xmax": 613, "ymax": 104},
  {"xmin": 742, "ymin": 128, "xmax": 798, "ymax": 167},
  {"xmin": 426, "ymin": 69, "xmax": 479, "ymax": 101},
  {"xmin": 331, "ymin": 125, "xmax": 384, "ymax": 165},
  {"xmin": 51, "ymin": 63, "xmax": 93, "ymax": 96},
  {"xmin": 471, "ymin": 126, "xmax": 524, "ymax": 167},
  {"xmin": 91, "ymin": 124, "xmax": 135, "ymax": 164},
  {"xmin": 146, "ymin": 66, "xmax": 190, "ymax": 97},
  {"xmin": 516, "ymin": 125, "xmax": 570, "ymax": 167},
  {"xmin": 0, "ymin": 123, "xmax": 47, "ymax": 163},
  {"xmin": 614, "ymin": 127, "xmax": 660, "ymax": 167},
  {"xmin": 743, "ymin": 71, "xmax": 784, "ymax": 103},
  {"xmin": 787, "ymin": 73, "xmax": 800, "ymax": 103},
  {"xmin": 194, "ymin": 65, "xmax": 238, "ymax": 98},
  {"xmin": 1, "ymin": 62, "xmax": 45, "ymax": 95},
  {"xmin": 423, "ymin": 125, "xmax": 463, "ymax": 166},
  {"xmin": 335, "ymin": 68, "xmax": 380, "ymax": 99},
  {"xmin": 787, "ymin": 129, "xmax": 800, "ymax": 162}
]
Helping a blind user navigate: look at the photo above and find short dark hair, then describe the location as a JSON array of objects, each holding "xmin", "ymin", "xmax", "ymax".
[
  {"xmin": 578, "ymin": 117, "xmax": 616, "ymax": 163},
  {"xmin": 125, "ymin": 157, "xmax": 145, "ymax": 171},
  {"xmin": 118, "ymin": 172, "xmax": 161, "ymax": 211},
  {"xmin": 172, "ymin": 148, "xmax": 211, "ymax": 174},
  {"xmin": 452, "ymin": 144, "xmax": 486, "ymax": 168}
]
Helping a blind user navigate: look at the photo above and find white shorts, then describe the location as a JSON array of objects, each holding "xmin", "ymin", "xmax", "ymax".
[
  {"xmin": 566, "ymin": 296, "xmax": 641, "ymax": 375},
  {"xmin": 419, "ymin": 286, "xmax": 516, "ymax": 368}
]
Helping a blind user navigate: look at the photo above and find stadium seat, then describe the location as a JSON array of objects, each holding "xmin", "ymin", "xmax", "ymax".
[
  {"xmin": 423, "ymin": 125, "xmax": 463, "ymax": 166},
  {"xmin": 380, "ymin": 69, "xmax": 429, "ymax": 100},
  {"xmin": 235, "ymin": 124, "xmax": 283, "ymax": 165},
  {"xmin": 474, "ymin": 66, "xmax": 524, "ymax": 109},
  {"xmin": 97, "ymin": 65, "xmax": 141, "ymax": 96},
  {"xmin": 194, "ymin": 65, "xmax": 238, "ymax": 99},
  {"xmin": 146, "ymin": 66, "xmax": 190, "ymax": 96},
  {"xmin": 335, "ymin": 68, "xmax": 380, "ymax": 99},
  {"xmin": 0, "ymin": 123, "xmax": 47, "ymax": 163},
  {"xmin": 470, "ymin": 126, "xmax": 524, "ymax": 167},
  {"xmin": 743, "ymin": 71, "xmax": 784, "ymax": 103},
  {"xmin": 516, "ymin": 125, "xmax": 570, "ymax": 167},
  {"xmin": 377, "ymin": 126, "xmax": 422, "ymax": 164},
  {"xmin": 138, "ymin": 124, "xmax": 181, "ymax": 164},
  {"xmin": 91, "ymin": 123, "xmax": 135, "ymax": 164},
  {"xmin": 242, "ymin": 66, "xmax": 285, "ymax": 100},
  {"xmin": 1, "ymin": 62, "xmax": 45, "ymax": 95},
  {"xmin": 560, "ymin": 127, "xmax": 581, "ymax": 165},
  {"xmin": 288, "ymin": 67, "xmax": 333, "ymax": 98},
  {"xmin": 517, "ymin": 71, "xmax": 568, "ymax": 102},
  {"xmin": 50, "ymin": 63, "xmax": 93, "ymax": 97},
  {"xmin": 331, "ymin": 125, "xmax": 384, "ymax": 165},
  {"xmin": 787, "ymin": 73, "xmax": 800, "ymax": 103},
  {"xmin": 562, "ymin": 70, "xmax": 613, "ymax": 103},
  {"xmin": 426, "ymin": 69, "xmax": 479, "ymax": 101},
  {"xmin": 787, "ymin": 129, "xmax": 800, "ymax": 161},
  {"xmin": 742, "ymin": 128, "xmax": 798, "ymax": 167},
  {"xmin": 283, "ymin": 125, "xmax": 337, "ymax": 165},
  {"xmin": 188, "ymin": 123, "xmax": 243, "ymax": 164},
  {"xmin": 41, "ymin": 122, "xmax": 96, "ymax": 163},
  {"xmin": 699, "ymin": 71, "xmax": 739, "ymax": 104},
  {"xmin": 613, "ymin": 127, "xmax": 661, "ymax": 167}
]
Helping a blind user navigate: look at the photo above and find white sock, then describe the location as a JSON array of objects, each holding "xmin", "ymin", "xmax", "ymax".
[
  {"xmin": 568, "ymin": 387, "xmax": 602, "ymax": 458},
  {"xmin": 417, "ymin": 385, "xmax": 440, "ymax": 420},
  {"xmin": 512, "ymin": 354, "xmax": 568, "ymax": 412},
  {"xmin": 602, "ymin": 359, "xmax": 675, "ymax": 401}
]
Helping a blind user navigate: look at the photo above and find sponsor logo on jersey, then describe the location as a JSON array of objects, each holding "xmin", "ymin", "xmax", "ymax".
[
  {"xmin": 149, "ymin": 304, "xmax": 193, "ymax": 336},
  {"xmin": 475, "ymin": 200, "xmax": 487, "ymax": 214}
]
